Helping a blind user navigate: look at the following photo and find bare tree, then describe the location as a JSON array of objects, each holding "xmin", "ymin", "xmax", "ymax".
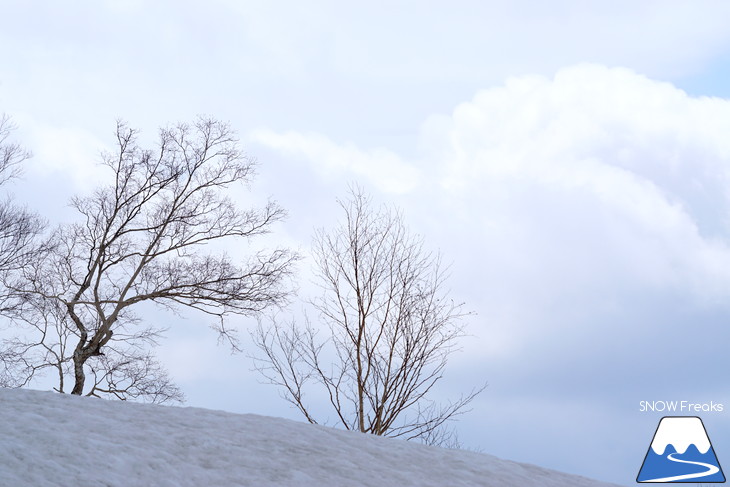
[
  {"xmin": 0, "ymin": 114, "xmax": 29, "ymax": 182},
  {"xmin": 86, "ymin": 349, "xmax": 185, "ymax": 404},
  {"xmin": 0, "ymin": 114, "xmax": 48, "ymax": 388},
  {"xmin": 2, "ymin": 117, "xmax": 296, "ymax": 401},
  {"xmin": 0, "ymin": 115, "xmax": 45, "ymax": 311},
  {"xmin": 1, "ymin": 288, "xmax": 183, "ymax": 404},
  {"xmin": 254, "ymin": 187, "xmax": 484, "ymax": 445}
]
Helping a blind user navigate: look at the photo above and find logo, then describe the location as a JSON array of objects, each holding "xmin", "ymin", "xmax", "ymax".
[{"xmin": 637, "ymin": 416, "xmax": 725, "ymax": 483}]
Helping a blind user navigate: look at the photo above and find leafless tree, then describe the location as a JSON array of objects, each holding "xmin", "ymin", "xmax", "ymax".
[
  {"xmin": 253, "ymin": 187, "xmax": 484, "ymax": 445},
  {"xmin": 1, "ymin": 289, "xmax": 183, "ymax": 404},
  {"xmin": 2, "ymin": 117, "xmax": 296, "ymax": 402},
  {"xmin": 0, "ymin": 114, "xmax": 28, "ymax": 183},
  {"xmin": 0, "ymin": 115, "xmax": 45, "ymax": 312},
  {"xmin": 86, "ymin": 349, "xmax": 185, "ymax": 404}
]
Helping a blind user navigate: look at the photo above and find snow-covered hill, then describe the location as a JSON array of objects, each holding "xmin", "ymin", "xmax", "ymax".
[{"xmin": 0, "ymin": 388, "xmax": 626, "ymax": 487}]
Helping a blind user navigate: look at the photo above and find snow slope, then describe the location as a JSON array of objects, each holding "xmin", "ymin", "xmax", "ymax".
[{"xmin": 0, "ymin": 388, "xmax": 626, "ymax": 487}]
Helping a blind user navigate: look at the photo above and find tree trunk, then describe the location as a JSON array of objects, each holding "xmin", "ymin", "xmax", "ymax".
[{"xmin": 71, "ymin": 353, "xmax": 86, "ymax": 395}]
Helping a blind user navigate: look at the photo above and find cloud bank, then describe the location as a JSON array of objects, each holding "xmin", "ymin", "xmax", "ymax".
[
  {"xmin": 255, "ymin": 64, "xmax": 730, "ymax": 305},
  {"xmin": 250, "ymin": 64, "xmax": 730, "ymax": 478}
]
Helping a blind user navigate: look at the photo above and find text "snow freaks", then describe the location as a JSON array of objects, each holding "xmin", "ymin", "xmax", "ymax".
[{"xmin": 639, "ymin": 401, "xmax": 724, "ymax": 413}]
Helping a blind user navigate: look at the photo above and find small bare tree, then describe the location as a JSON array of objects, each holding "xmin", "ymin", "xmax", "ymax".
[
  {"xmin": 254, "ymin": 187, "xmax": 483, "ymax": 445},
  {"xmin": 2, "ymin": 117, "xmax": 296, "ymax": 402}
]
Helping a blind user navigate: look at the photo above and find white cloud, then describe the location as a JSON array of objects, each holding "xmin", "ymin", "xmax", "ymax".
[
  {"xmin": 251, "ymin": 65, "xmax": 730, "ymax": 300},
  {"xmin": 422, "ymin": 64, "xmax": 730, "ymax": 301},
  {"xmin": 249, "ymin": 129, "xmax": 421, "ymax": 194},
  {"xmin": 251, "ymin": 65, "xmax": 730, "ymax": 372},
  {"xmin": 24, "ymin": 122, "xmax": 112, "ymax": 193}
]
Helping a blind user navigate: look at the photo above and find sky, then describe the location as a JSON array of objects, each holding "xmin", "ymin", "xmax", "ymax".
[{"xmin": 3, "ymin": 1, "xmax": 730, "ymax": 484}]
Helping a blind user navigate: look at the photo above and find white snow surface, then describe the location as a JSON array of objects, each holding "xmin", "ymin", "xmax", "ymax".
[{"xmin": 0, "ymin": 388, "xmax": 626, "ymax": 487}]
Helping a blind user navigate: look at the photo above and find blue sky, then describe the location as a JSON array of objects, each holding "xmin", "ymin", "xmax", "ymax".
[{"xmin": 3, "ymin": 1, "xmax": 730, "ymax": 484}]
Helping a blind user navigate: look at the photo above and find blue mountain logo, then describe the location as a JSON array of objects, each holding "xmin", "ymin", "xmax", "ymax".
[{"xmin": 637, "ymin": 416, "xmax": 725, "ymax": 483}]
